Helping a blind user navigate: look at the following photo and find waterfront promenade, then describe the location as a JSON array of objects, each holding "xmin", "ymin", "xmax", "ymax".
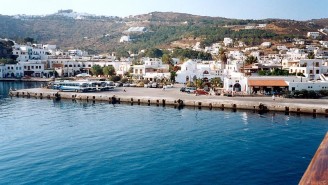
[{"xmin": 11, "ymin": 84, "xmax": 328, "ymax": 115}]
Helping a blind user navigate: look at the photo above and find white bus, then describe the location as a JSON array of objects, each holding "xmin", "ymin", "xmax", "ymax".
[{"xmin": 53, "ymin": 81, "xmax": 89, "ymax": 92}]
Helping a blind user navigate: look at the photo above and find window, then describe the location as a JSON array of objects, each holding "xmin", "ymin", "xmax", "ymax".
[
  {"xmin": 31, "ymin": 66, "xmax": 34, "ymax": 69},
  {"xmin": 24, "ymin": 66, "xmax": 26, "ymax": 69},
  {"xmin": 310, "ymin": 70, "xmax": 313, "ymax": 74},
  {"xmin": 36, "ymin": 66, "xmax": 38, "ymax": 69},
  {"xmin": 316, "ymin": 70, "xmax": 319, "ymax": 74},
  {"xmin": 88, "ymin": 65, "xmax": 91, "ymax": 67}
]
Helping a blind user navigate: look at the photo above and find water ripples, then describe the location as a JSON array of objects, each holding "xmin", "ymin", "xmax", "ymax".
[{"xmin": 0, "ymin": 95, "xmax": 328, "ymax": 184}]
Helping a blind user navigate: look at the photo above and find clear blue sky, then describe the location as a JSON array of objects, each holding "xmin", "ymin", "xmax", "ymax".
[{"xmin": 0, "ymin": 0, "xmax": 327, "ymax": 20}]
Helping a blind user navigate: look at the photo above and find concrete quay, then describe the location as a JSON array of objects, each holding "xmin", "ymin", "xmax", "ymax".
[{"xmin": 9, "ymin": 85, "xmax": 328, "ymax": 116}]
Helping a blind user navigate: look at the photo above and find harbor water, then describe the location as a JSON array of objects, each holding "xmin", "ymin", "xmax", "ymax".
[{"xmin": 0, "ymin": 81, "xmax": 327, "ymax": 184}]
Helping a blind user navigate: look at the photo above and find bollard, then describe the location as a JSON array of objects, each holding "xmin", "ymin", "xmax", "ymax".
[
  {"xmin": 297, "ymin": 108, "xmax": 301, "ymax": 115},
  {"xmin": 232, "ymin": 104, "xmax": 237, "ymax": 112},
  {"xmin": 138, "ymin": 99, "xmax": 141, "ymax": 105},
  {"xmin": 148, "ymin": 99, "xmax": 151, "ymax": 106},
  {"xmin": 162, "ymin": 99, "xmax": 166, "ymax": 107},
  {"xmin": 209, "ymin": 103, "xmax": 212, "ymax": 110},
  {"xmin": 285, "ymin": 106, "xmax": 289, "ymax": 115},
  {"xmin": 156, "ymin": 100, "xmax": 159, "ymax": 106},
  {"xmin": 198, "ymin": 102, "xmax": 202, "ymax": 109}
]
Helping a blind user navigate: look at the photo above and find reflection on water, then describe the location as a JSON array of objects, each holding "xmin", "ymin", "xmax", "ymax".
[{"xmin": 0, "ymin": 81, "xmax": 328, "ymax": 184}]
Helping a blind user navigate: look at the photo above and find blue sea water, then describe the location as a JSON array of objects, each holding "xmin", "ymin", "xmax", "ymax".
[{"xmin": 0, "ymin": 81, "xmax": 327, "ymax": 184}]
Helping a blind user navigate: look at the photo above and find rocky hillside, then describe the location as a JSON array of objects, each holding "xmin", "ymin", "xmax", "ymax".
[{"xmin": 0, "ymin": 11, "xmax": 327, "ymax": 54}]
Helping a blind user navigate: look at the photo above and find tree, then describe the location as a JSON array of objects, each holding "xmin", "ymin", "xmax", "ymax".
[
  {"xmin": 307, "ymin": 51, "xmax": 315, "ymax": 59},
  {"xmin": 219, "ymin": 48, "xmax": 227, "ymax": 65},
  {"xmin": 245, "ymin": 55, "xmax": 258, "ymax": 65},
  {"xmin": 210, "ymin": 77, "xmax": 222, "ymax": 87},
  {"xmin": 116, "ymin": 50, "xmax": 130, "ymax": 59},
  {"xmin": 103, "ymin": 65, "xmax": 115, "ymax": 76},
  {"xmin": 90, "ymin": 65, "xmax": 103, "ymax": 76},
  {"xmin": 24, "ymin": 37, "xmax": 35, "ymax": 43},
  {"xmin": 145, "ymin": 48, "xmax": 163, "ymax": 58},
  {"xmin": 0, "ymin": 58, "xmax": 17, "ymax": 64},
  {"xmin": 170, "ymin": 71, "xmax": 177, "ymax": 83},
  {"xmin": 110, "ymin": 75, "xmax": 121, "ymax": 82},
  {"xmin": 162, "ymin": 54, "xmax": 172, "ymax": 64}
]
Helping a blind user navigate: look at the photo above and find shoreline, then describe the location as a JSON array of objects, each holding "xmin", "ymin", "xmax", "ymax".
[
  {"xmin": 0, "ymin": 78, "xmax": 52, "ymax": 82},
  {"xmin": 9, "ymin": 86, "xmax": 328, "ymax": 116}
]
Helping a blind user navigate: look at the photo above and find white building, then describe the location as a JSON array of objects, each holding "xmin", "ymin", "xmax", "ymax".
[
  {"xmin": 319, "ymin": 41, "xmax": 328, "ymax": 48},
  {"xmin": 1, "ymin": 63, "xmax": 24, "ymax": 78},
  {"xmin": 119, "ymin": 36, "xmax": 132, "ymax": 43},
  {"xmin": 305, "ymin": 45, "xmax": 318, "ymax": 52},
  {"xmin": 68, "ymin": 49, "xmax": 87, "ymax": 57},
  {"xmin": 288, "ymin": 59, "xmax": 328, "ymax": 80},
  {"xmin": 261, "ymin": 42, "xmax": 271, "ymax": 48},
  {"xmin": 12, "ymin": 43, "xmax": 54, "ymax": 62},
  {"xmin": 0, "ymin": 64, "xmax": 5, "ymax": 78},
  {"xmin": 132, "ymin": 58, "xmax": 170, "ymax": 81},
  {"xmin": 285, "ymin": 48, "xmax": 307, "ymax": 60},
  {"xmin": 257, "ymin": 24, "xmax": 267, "ymax": 28},
  {"xmin": 223, "ymin": 38, "xmax": 233, "ymax": 47},
  {"xmin": 307, "ymin": 32, "xmax": 320, "ymax": 39},
  {"xmin": 176, "ymin": 59, "xmax": 224, "ymax": 83},
  {"xmin": 277, "ymin": 45, "xmax": 288, "ymax": 51},
  {"xmin": 293, "ymin": 38, "xmax": 305, "ymax": 45},
  {"xmin": 228, "ymin": 50, "xmax": 245, "ymax": 60}
]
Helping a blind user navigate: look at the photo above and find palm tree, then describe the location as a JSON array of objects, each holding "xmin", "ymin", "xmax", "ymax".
[
  {"xmin": 245, "ymin": 55, "xmax": 258, "ymax": 65},
  {"xmin": 219, "ymin": 48, "xmax": 228, "ymax": 69},
  {"xmin": 307, "ymin": 51, "xmax": 315, "ymax": 59}
]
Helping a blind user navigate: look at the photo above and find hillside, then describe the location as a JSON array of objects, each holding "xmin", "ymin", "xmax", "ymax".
[{"xmin": 0, "ymin": 11, "xmax": 327, "ymax": 54}]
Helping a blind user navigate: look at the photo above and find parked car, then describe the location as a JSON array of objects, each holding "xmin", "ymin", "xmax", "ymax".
[
  {"xmin": 185, "ymin": 87, "xmax": 196, "ymax": 93},
  {"xmin": 151, "ymin": 82, "xmax": 157, "ymax": 88},
  {"xmin": 123, "ymin": 83, "xmax": 130, "ymax": 87},
  {"xmin": 196, "ymin": 89, "xmax": 209, "ymax": 95},
  {"xmin": 180, "ymin": 87, "xmax": 186, "ymax": 92},
  {"xmin": 114, "ymin": 82, "xmax": 123, "ymax": 87}
]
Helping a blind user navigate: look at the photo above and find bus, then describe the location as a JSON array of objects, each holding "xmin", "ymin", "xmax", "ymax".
[{"xmin": 53, "ymin": 81, "xmax": 89, "ymax": 92}]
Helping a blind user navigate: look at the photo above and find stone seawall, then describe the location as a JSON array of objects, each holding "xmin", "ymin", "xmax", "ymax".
[{"xmin": 9, "ymin": 88, "xmax": 328, "ymax": 116}]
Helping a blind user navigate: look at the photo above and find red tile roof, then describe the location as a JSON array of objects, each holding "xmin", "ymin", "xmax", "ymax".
[{"xmin": 248, "ymin": 79, "xmax": 288, "ymax": 87}]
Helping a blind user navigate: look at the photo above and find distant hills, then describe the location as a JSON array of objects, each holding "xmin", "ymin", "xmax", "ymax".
[{"xmin": 0, "ymin": 10, "xmax": 327, "ymax": 54}]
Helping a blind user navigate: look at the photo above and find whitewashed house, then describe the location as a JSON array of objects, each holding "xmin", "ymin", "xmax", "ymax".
[
  {"xmin": 223, "ymin": 38, "xmax": 233, "ymax": 47},
  {"xmin": 307, "ymin": 32, "xmax": 320, "ymax": 39},
  {"xmin": 176, "ymin": 59, "xmax": 224, "ymax": 83},
  {"xmin": 0, "ymin": 64, "xmax": 6, "ymax": 78},
  {"xmin": 120, "ymin": 36, "xmax": 132, "ymax": 43},
  {"xmin": 288, "ymin": 59, "xmax": 328, "ymax": 80},
  {"xmin": 257, "ymin": 24, "xmax": 267, "ymax": 28},
  {"xmin": 319, "ymin": 41, "xmax": 328, "ymax": 48},
  {"xmin": 132, "ymin": 58, "xmax": 170, "ymax": 81},
  {"xmin": 261, "ymin": 42, "xmax": 271, "ymax": 48},
  {"xmin": 277, "ymin": 45, "xmax": 288, "ymax": 51}
]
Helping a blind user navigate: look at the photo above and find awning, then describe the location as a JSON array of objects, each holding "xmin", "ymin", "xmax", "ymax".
[{"xmin": 248, "ymin": 79, "xmax": 288, "ymax": 87}]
